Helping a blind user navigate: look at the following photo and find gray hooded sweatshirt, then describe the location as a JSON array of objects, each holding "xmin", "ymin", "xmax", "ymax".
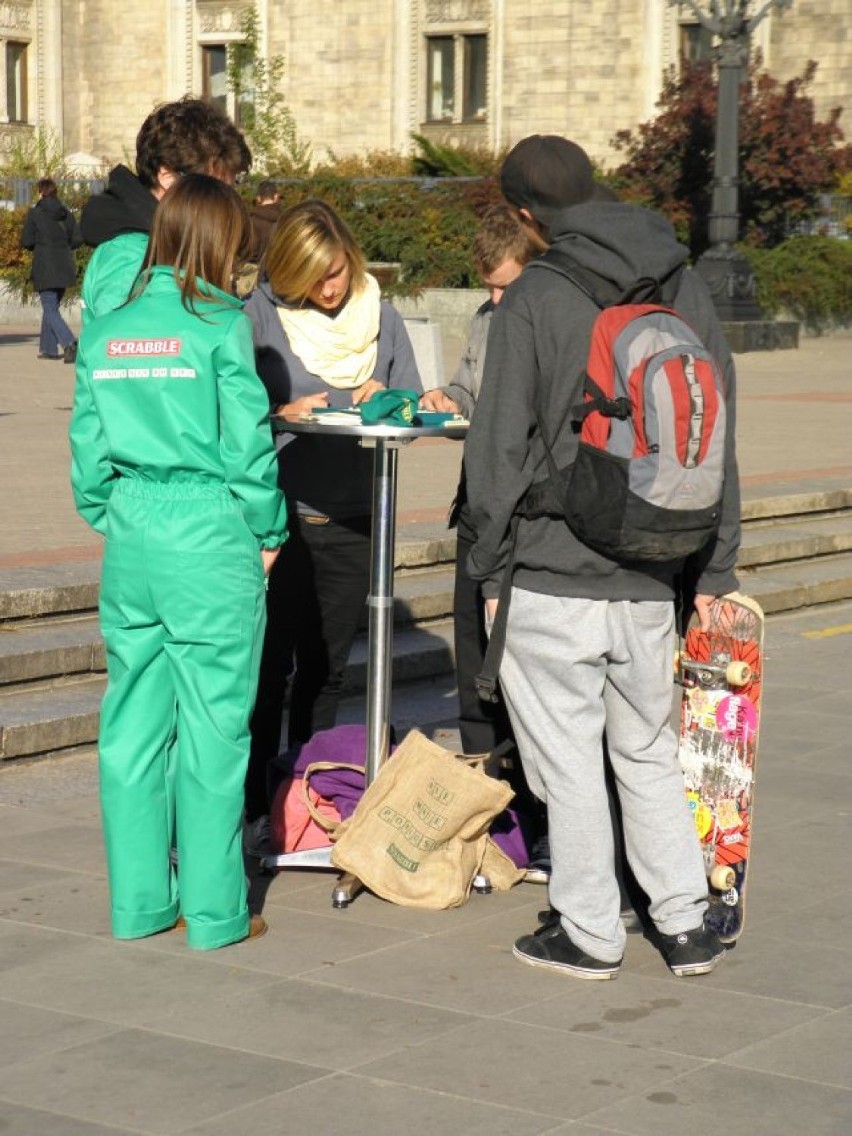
[{"xmin": 464, "ymin": 200, "xmax": 741, "ymax": 602}]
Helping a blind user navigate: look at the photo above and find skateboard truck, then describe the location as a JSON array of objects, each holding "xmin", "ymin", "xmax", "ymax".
[{"xmin": 676, "ymin": 652, "xmax": 752, "ymax": 688}]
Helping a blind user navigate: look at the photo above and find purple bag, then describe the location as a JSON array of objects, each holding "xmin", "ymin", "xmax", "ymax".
[
  {"xmin": 489, "ymin": 805, "xmax": 530, "ymax": 869},
  {"xmin": 291, "ymin": 725, "xmax": 373, "ymax": 821},
  {"xmin": 280, "ymin": 724, "xmax": 528, "ymax": 861}
]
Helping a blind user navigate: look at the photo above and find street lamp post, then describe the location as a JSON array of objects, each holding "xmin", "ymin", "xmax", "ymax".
[{"xmin": 671, "ymin": 0, "xmax": 793, "ymax": 320}]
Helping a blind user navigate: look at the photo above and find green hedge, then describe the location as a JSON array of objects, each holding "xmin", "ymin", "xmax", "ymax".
[
  {"xmin": 1, "ymin": 177, "xmax": 502, "ymax": 304},
  {"xmin": 741, "ymin": 236, "xmax": 852, "ymax": 334},
  {"xmin": 3, "ymin": 181, "xmax": 850, "ymax": 333}
]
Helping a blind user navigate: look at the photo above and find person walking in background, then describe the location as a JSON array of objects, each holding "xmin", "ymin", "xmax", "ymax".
[
  {"xmin": 21, "ymin": 177, "xmax": 81, "ymax": 363},
  {"xmin": 70, "ymin": 175, "xmax": 287, "ymax": 949},
  {"xmin": 248, "ymin": 180, "xmax": 281, "ymax": 262},
  {"xmin": 420, "ymin": 205, "xmax": 548, "ymax": 868},
  {"xmin": 80, "ymin": 96, "xmax": 251, "ymax": 324},
  {"xmin": 242, "ymin": 199, "xmax": 421, "ymax": 857},
  {"xmin": 465, "ymin": 135, "xmax": 740, "ymax": 980}
]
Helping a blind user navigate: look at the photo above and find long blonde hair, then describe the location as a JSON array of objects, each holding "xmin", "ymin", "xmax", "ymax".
[
  {"xmin": 264, "ymin": 199, "xmax": 367, "ymax": 305},
  {"xmin": 140, "ymin": 173, "xmax": 249, "ymax": 311}
]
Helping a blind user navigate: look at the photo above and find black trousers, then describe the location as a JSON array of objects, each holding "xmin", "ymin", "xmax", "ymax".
[
  {"xmin": 453, "ymin": 526, "xmax": 515, "ymax": 757},
  {"xmin": 245, "ymin": 513, "xmax": 371, "ymax": 821}
]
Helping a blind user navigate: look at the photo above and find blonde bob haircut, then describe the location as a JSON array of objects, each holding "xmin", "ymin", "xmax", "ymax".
[
  {"xmin": 140, "ymin": 173, "xmax": 249, "ymax": 312},
  {"xmin": 264, "ymin": 198, "xmax": 367, "ymax": 305}
]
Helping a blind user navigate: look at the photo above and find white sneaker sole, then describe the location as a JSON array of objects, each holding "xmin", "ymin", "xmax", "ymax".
[
  {"xmin": 512, "ymin": 944, "xmax": 621, "ymax": 980},
  {"xmin": 669, "ymin": 950, "xmax": 726, "ymax": 978}
]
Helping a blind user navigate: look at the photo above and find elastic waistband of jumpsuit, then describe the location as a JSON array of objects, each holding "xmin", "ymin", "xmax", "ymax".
[{"xmin": 113, "ymin": 478, "xmax": 233, "ymax": 503}]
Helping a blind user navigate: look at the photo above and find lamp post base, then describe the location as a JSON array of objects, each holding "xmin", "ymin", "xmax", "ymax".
[
  {"xmin": 720, "ymin": 319, "xmax": 800, "ymax": 354},
  {"xmin": 694, "ymin": 247, "xmax": 764, "ymax": 322}
]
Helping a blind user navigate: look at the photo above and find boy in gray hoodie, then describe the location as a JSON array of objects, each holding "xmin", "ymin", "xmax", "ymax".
[{"xmin": 464, "ymin": 135, "xmax": 740, "ymax": 979}]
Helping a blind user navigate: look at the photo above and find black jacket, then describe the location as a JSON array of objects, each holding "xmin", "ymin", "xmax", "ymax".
[
  {"xmin": 80, "ymin": 164, "xmax": 156, "ymax": 248},
  {"xmin": 464, "ymin": 200, "xmax": 740, "ymax": 603},
  {"xmin": 21, "ymin": 196, "xmax": 81, "ymax": 291}
]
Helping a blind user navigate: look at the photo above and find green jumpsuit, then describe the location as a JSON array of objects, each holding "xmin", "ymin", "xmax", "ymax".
[{"xmin": 70, "ymin": 267, "xmax": 287, "ymax": 950}]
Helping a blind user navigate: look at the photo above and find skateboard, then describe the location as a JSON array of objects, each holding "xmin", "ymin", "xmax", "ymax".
[{"xmin": 676, "ymin": 592, "xmax": 764, "ymax": 943}]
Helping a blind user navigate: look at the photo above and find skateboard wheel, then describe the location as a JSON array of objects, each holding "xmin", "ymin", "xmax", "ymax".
[
  {"xmin": 710, "ymin": 865, "xmax": 736, "ymax": 891},
  {"xmin": 725, "ymin": 661, "xmax": 751, "ymax": 686}
]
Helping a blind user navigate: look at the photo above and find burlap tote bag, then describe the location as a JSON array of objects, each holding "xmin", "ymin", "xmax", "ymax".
[{"xmin": 324, "ymin": 728, "xmax": 521, "ymax": 908}]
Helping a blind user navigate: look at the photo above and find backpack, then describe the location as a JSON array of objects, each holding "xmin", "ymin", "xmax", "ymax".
[
  {"xmin": 524, "ymin": 250, "xmax": 727, "ymax": 562},
  {"xmin": 475, "ymin": 251, "xmax": 728, "ymax": 704}
]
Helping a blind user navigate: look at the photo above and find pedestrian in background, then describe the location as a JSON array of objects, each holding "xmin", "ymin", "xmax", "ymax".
[
  {"xmin": 248, "ymin": 180, "xmax": 281, "ymax": 262},
  {"xmin": 21, "ymin": 177, "xmax": 81, "ymax": 363}
]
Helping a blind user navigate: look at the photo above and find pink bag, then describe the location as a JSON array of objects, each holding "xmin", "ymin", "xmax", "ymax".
[{"xmin": 270, "ymin": 776, "xmax": 341, "ymax": 853}]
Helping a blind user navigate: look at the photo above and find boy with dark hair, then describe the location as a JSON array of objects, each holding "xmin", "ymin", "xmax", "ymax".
[
  {"xmin": 464, "ymin": 135, "xmax": 741, "ymax": 979},
  {"xmin": 81, "ymin": 97, "xmax": 251, "ymax": 323}
]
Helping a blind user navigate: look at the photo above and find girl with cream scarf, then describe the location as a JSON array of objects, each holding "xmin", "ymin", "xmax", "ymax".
[{"xmin": 242, "ymin": 200, "xmax": 422, "ymax": 852}]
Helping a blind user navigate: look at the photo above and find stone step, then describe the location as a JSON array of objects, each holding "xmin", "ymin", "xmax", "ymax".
[
  {"xmin": 0, "ymin": 614, "xmax": 105, "ymax": 686},
  {"xmin": 2, "ymin": 493, "xmax": 850, "ymax": 625},
  {"xmin": 739, "ymin": 551, "xmax": 852, "ymax": 615},
  {"xmin": 0, "ymin": 561, "xmax": 100, "ymax": 622},
  {"xmin": 0, "ymin": 573, "xmax": 458, "ymax": 689},
  {"xmin": 5, "ymin": 547, "xmax": 852, "ymax": 761},
  {"xmin": 0, "ymin": 677, "xmax": 104, "ymax": 760},
  {"xmin": 3, "ymin": 511, "xmax": 852, "ymax": 690},
  {"xmin": 737, "ymin": 513, "xmax": 852, "ymax": 569},
  {"xmin": 0, "ymin": 621, "xmax": 456, "ymax": 761}
]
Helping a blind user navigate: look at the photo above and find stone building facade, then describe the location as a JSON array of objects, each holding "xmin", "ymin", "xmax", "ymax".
[{"xmin": 1, "ymin": 0, "xmax": 848, "ymax": 171}]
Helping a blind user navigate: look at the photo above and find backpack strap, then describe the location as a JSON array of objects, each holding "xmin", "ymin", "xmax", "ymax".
[{"xmin": 475, "ymin": 515, "xmax": 520, "ymax": 703}]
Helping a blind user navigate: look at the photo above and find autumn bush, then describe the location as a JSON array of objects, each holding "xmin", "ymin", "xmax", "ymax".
[{"xmin": 612, "ymin": 57, "xmax": 851, "ymax": 257}]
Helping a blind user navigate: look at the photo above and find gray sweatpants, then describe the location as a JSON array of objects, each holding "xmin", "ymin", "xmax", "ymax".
[{"xmin": 499, "ymin": 589, "xmax": 708, "ymax": 963}]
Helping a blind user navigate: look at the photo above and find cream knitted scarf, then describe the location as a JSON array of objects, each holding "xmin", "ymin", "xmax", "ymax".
[{"xmin": 277, "ymin": 273, "xmax": 381, "ymax": 389}]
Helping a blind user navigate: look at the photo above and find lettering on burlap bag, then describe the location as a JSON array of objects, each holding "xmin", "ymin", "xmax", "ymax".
[{"xmin": 328, "ymin": 729, "xmax": 522, "ymax": 908}]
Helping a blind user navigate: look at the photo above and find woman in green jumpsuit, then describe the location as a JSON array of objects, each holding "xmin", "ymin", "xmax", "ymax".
[{"xmin": 69, "ymin": 175, "xmax": 287, "ymax": 950}]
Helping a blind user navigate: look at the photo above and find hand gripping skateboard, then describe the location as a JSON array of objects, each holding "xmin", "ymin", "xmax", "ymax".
[{"xmin": 676, "ymin": 592, "xmax": 764, "ymax": 943}]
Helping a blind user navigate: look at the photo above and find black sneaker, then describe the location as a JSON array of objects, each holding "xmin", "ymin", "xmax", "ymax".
[
  {"xmin": 525, "ymin": 834, "xmax": 551, "ymax": 884},
  {"xmin": 63, "ymin": 342, "xmax": 78, "ymax": 364},
  {"xmin": 659, "ymin": 921, "xmax": 726, "ymax": 977},
  {"xmin": 513, "ymin": 919, "xmax": 622, "ymax": 980}
]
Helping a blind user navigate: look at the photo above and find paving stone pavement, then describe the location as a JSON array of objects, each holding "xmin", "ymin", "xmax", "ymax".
[
  {"xmin": 1, "ymin": 321, "xmax": 851, "ymax": 1133},
  {"xmin": 0, "ymin": 601, "xmax": 851, "ymax": 1134}
]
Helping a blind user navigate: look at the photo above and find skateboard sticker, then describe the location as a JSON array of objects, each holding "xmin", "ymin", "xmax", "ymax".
[{"xmin": 716, "ymin": 694, "xmax": 757, "ymax": 744}]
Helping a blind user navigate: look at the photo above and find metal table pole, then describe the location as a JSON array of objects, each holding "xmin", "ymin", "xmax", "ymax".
[
  {"xmin": 330, "ymin": 437, "xmax": 398, "ymax": 907},
  {"xmin": 259, "ymin": 417, "xmax": 468, "ymax": 903}
]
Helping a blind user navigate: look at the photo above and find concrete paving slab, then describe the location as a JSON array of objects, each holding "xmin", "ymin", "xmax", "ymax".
[
  {"xmin": 504, "ymin": 971, "xmax": 824, "ymax": 1060},
  {"xmin": 583, "ymin": 1063, "xmax": 852, "ymax": 1136},
  {"xmin": 0, "ymin": 1103, "xmax": 132, "ymax": 1136},
  {"xmin": 356, "ymin": 1016, "xmax": 705, "ymax": 1122},
  {"xmin": 127, "ymin": 974, "xmax": 476, "ymax": 1070},
  {"xmin": 183, "ymin": 1074, "xmax": 557, "ymax": 1136},
  {"xmin": 729, "ymin": 1008, "xmax": 852, "ymax": 1087},
  {"xmin": 0, "ymin": 999, "xmax": 120, "ymax": 1065},
  {"xmin": 0, "ymin": 871, "xmax": 114, "ymax": 937},
  {"xmin": 753, "ymin": 893, "xmax": 852, "ymax": 955},
  {"xmin": 0, "ymin": 1028, "xmax": 330, "ymax": 1135},
  {"xmin": 702, "ymin": 937, "xmax": 851, "ymax": 1010},
  {"xmin": 0, "ymin": 820, "xmax": 106, "ymax": 875},
  {"xmin": 139, "ymin": 904, "xmax": 430, "ymax": 979}
]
